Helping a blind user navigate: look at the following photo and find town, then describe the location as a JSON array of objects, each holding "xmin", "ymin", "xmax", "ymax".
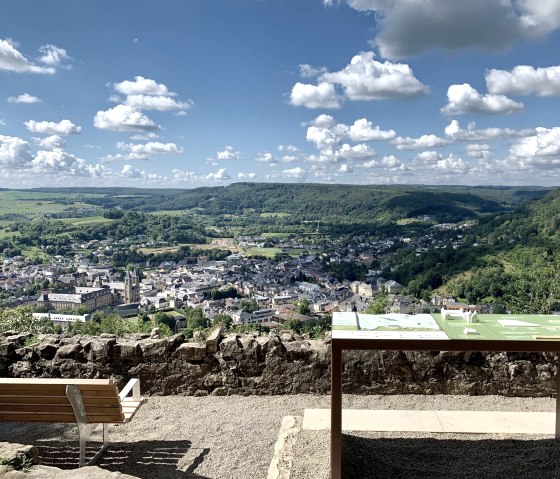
[{"xmin": 0, "ymin": 216, "xmax": 482, "ymax": 334}]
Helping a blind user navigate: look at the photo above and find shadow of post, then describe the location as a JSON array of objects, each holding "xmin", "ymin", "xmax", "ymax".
[{"xmin": 342, "ymin": 434, "xmax": 560, "ymax": 479}]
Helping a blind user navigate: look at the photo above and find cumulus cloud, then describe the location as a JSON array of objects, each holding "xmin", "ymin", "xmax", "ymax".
[
  {"xmin": 337, "ymin": 163, "xmax": 353, "ymax": 173},
  {"xmin": 282, "ymin": 166, "xmax": 305, "ymax": 179},
  {"xmin": 120, "ymin": 164, "xmax": 164, "ymax": 181},
  {"xmin": 238, "ymin": 172, "xmax": 257, "ymax": 179},
  {"xmin": 7, "ymin": 93, "xmax": 41, "ymax": 103},
  {"xmin": 255, "ymin": 152, "xmax": 279, "ymax": 165},
  {"xmin": 130, "ymin": 133, "xmax": 159, "ymax": 141},
  {"xmin": 93, "ymin": 105, "xmax": 158, "ymax": 131},
  {"xmin": 0, "ymin": 38, "xmax": 55, "ymax": 74},
  {"xmin": 486, "ymin": 65, "xmax": 560, "ymax": 96},
  {"xmin": 430, "ymin": 155, "xmax": 471, "ymax": 174},
  {"xmin": 31, "ymin": 149, "xmax": 106, "ymax": 176},
  {"xmin": 299, "ymin": 64, "xmax": 327, "ymax": 78},
  {"xmin": 441, "ymin": 83, "xmax": 523, "ymax": 115},
  {"xmin": 362, "ymin": 159, "xmax": 381, "ymax": 168},
  {"xmin": 281, "ymin": 155, "xmax": 299, "ymax": 163},
  {"xmin": 0, "ymin": 135, "xmax": 33, "ymax": 168},
  {"xmin": 114, "ymin": 76, "xmax": 172, "ymax": 96},
  {"xmin": 205, "ymin": 168, "xmax": 231, "ymax": 181},
  {"xmin": 444, "ymin": 120, "xmax": 535, "ymax": 141},
  {"xmin": 124, "ymin": 94, "xmax": 193, "ymax": 112},
  {"xmin": 289, "ymin": 82, "xmax": 341, "ymax": 109},
  {"xmin": 391, "ymin": 134, "xmax": 450, "ymax": 150},
  {"xmin": 290, "ymin": 52, "xmax": 426, "ymax": 108},
  {"xmin": 216, "ymin": 146, "xmax": 241, "ymax": 161},
  {"xmin": 34, "ymin": 135, "xmax": 65, "ymax": 150},
  {"xmin": 37, "ymin": 44, "xmax": 71, "ymax": 67},
  {"xmin": 347, "ymin": 118, "xmax": 396, "ymax": 141},
  {"xmin": 278, "ymin": 144, "xmax": 300, "ymax": 152},
  {"xmin": 117, "ymin": 141, "xmax": 183, "ymax": 156},
  {"xmin": 322, "ymin": 52, "xmax": 429, "ymax": 100},
  {"xmin": 336, "ymin": 0, "xmax": 560, "ymax": 59},
  {"xmin": 465, "ymin": 143, "xmax": 492, "ymax": 159},
  {"xmin": 508, "ymin": 128, "xmax": 560, "ymax": 166},
  {"xmin": 24, "ymin": 119, "xmax": 81, "ymax": 135}
]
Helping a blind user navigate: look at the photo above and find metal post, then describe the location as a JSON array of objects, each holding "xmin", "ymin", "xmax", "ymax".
[
  {"xmin": 556, "ymin": 353, "xmax": 560, "ymax": 441},
  {"xmin": 331, "ymin": 343, "xmax": 342, "ymax": 479}
]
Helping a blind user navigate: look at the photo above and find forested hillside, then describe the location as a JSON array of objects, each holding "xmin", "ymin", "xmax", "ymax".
[{"xmin": 390, "ymin": 188, "xmax": 560, "ymax": 313}]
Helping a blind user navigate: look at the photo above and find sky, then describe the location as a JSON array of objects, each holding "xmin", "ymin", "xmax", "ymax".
[{"xmin": 2, "ymin": 0, "xmax": 560, "ymax": 188}]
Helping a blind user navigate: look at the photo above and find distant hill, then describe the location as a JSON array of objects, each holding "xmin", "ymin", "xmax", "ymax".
[{"xmin": 59, "ymin": 183, "xmax": 550, "ymax": 223}]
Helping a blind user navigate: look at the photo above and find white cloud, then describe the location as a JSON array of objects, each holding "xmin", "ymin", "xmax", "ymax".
[
  {"xmin": 486, "ymin": 65, "xmax": 560, "ymax": 96},
  {"xmin": 282, "ymin": 166, "xmax": 305, "ymax": 178},
  {"xmin": 171, "ymin": 169, "xmax": 197, "ymax": 182},
  {"xmin": 278, "ymin": 144, "xmax": 300, "ymax": 152},
  {"xmin": 391, "ymin": 134, "xmax": 450, "ymax": 150},
  {"xmin": 444, "ymin": 120, "xmax": 535, "ymax": 141},
  {"xmin": 347, "ymin": 118, "xmax": 396, "ymax": 141},
  {"xmin": 465, "ymin": 143, "xmax": 492, "ymax": 159},
  {"xmin": 255, "ymin": 152, "xmax": 279, "ymax": 165},
  {"xmin": 338, "ymin": 143, "xmax": 376, "ymax": 160},
  {"xmin": 430, "ymin": 155, "xmax": 471, "ymax": 174},
  {"xmin": 362, "ymin": 159, "xmax": 381, "ymax": 168},
  {"xmin": 130, "ymin": 133, "xmax": 159, "ymax": 141},
  {"xmin": 0, "ymin": 135, "xmax": 33, "ymax": 168},
  {"xmin": 382, "ymin": 154, "xmax": 403, "ymax": 170},
  {"xmin": 441, "ymin": 83, "xmax": 523, "ymax": 115},
  {"xmin": 24, "ymin": 119, "xmax": 81, "ymax": 135},
  {"xmin": 7, "ymin": 93, "xmax": 41, "ymax": 104},
  {"xmin": 289, "ymin": 82, "xmax": 341, "ymax": 109},
  {"xmin": 31, "ymin": 149, "xmax": 106, "ymax": 177},
  {"xmin": 34, "ymin": 135, "xmax": 65, "ymax": 150},
  {"xmin": 205, "ymin": 168, "xmax": 231, "ymax": 181},
  {"xmin": 113, "ymin": 76, "xmax": 172, "ymax": 96},
  {"xmin": 37, "ymin": 44, "xmax": 71, "ymax": 67},
  {"xmin": 238, "ymin": 172, "xmax": 257, "ymax": 179},
  {"xmin": 117, "ymin": 141, "xmax": 183, "ymax": 156},
  {"xmin": 124, "ymin": 94, "xmax": 193, "ymax": 112},
  {"xmin": 0, "ymin": 38, "xmax": 55, "ymax": 74},
  {"xmin": 337, "ymin": 163, "xmax": 353, "ymax": 173},
  {"xmin": 299, "ymin": 64, "xmax": 328, "ymax": 78},
  {"xmin": 120, "ymin": 164, "xmax": 163, "ymax": 180},
  {"xmin": 321, "ymin": 52, "xmax": 429, "ymax": 100},
  {"xmin": 93, "ymin": 105, "xmax": 158, "ymax": 131},
  {"xmin": 508, "ymin": 128, "xmax": 560, "ymax": 165},
  {"xmin": 216, "ymin": 146, "xmax": 241, "ymax": 161},
  {"xmin": 338, "ymin": 0, "xmax": 560, "ymax": 59}
]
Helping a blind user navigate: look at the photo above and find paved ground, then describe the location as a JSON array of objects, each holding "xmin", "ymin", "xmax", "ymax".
[{"xmin": 0, "ymin": 394, "xmax": 558, "ymax": 478}]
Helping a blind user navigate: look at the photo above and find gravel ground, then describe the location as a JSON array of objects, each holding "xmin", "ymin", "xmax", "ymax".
[{"xmin": 0, "ymin": 394, "xmax": 557, "ymax": 479}]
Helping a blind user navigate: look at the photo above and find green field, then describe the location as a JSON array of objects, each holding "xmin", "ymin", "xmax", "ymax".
[
  {"xmin": 57, "ymin": 216, "xmax": 115, "ymax": 226},
  {"xmin": 260, "ymin": 212, "xmax": 291, "ymax": 218},
  {"xmin": 262, "ymin": 232, "xmax": 295, "ymax": 238}
]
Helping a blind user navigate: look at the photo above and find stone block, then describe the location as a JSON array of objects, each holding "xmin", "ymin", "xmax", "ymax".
[{"xmin": 178, "ymin": 342, "xmax": 207, "ymax": 361}]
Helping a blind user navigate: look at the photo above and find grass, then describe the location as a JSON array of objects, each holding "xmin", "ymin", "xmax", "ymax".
[
  {"xmin": 261, "ymin": 232, "xmax": 295, "ymax": 238},
  {"xmin": 242, "ymin": 247, "xmax": 281, "ymax": 258},
  {"xmin": 57, "ymin": 216, "xmax": 115, "ymax": 226},
  {"xmin": 21, "ymin": 246, "xmax": 51, "ymax": 261}
]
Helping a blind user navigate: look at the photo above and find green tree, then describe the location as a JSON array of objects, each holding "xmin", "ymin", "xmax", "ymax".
[
  {"xmin": 297, "ymin": 298, "xmax": 310, "ymax": 315},
  {"xmin": 364, "ymin": 294, "xmax": 389, "ymax": 314},
  {"xmin": 240, "ymin": 299, "xmax": 259, "ymax": 313}
]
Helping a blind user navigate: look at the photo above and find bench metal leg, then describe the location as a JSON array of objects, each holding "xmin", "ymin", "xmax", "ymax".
[{"xmin": 66, "ymin": 385, "xmax": 110, "ymax": 467}]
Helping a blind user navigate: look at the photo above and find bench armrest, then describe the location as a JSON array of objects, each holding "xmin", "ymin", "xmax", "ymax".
[{"xmin": 118, "ymin": 378, "xmax": 141, "ymax": 402}]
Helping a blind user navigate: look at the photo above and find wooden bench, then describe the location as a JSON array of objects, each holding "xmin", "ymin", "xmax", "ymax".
[{"xmin": 0, "ymin": 378, "xmax": 146, "ymax": 467}]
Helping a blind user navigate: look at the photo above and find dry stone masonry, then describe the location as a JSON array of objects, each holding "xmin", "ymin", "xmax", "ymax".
[{"xmin": 0, "ymin": 329, "xmax": 557, "ymax": 397}]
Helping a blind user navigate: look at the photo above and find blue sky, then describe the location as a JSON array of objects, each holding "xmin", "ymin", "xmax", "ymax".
[{"xmin": 2, "ymin": 0, "xmax": 560, "ymax": 188}]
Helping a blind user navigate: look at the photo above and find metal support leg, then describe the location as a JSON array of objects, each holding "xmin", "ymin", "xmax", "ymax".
[
  {"xmin": 66, "ymin": 385, "xmax": 108, "ymax": 467},
  {"xmin": 331, "ymin": 344, "xmax": 342, "ymax": 479},
  {"xmin": 556, "ymin": 354, "xmax": 560, "ymax": 440}
]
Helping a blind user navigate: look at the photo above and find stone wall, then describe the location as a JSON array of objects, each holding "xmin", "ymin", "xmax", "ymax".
[{"xmin": 0, "ymin": 329, "xmax": 557, "ymax": 397}]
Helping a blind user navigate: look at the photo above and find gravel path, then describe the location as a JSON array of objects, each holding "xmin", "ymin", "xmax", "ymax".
[{"xmin": 0, "ymin": 394, "xmax": 557, "ymax": 478}]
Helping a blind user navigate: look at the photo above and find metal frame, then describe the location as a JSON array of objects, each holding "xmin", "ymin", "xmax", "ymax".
[
  {"xmin": 66, "ymin": 384, "xmax": 109, "ymax": 467},
  {"xmin": 330, "ymin": 337, "xmax": 560, "ymax": 479}
]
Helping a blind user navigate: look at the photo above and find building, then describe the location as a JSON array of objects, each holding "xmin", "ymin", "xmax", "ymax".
[{"xmin": 36, "ymin": 287, "xmax": 113, "ymax": 311}]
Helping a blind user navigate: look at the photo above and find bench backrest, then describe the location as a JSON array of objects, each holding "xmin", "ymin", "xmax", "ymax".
[{"xmin": 0, "ymin": 378, "xmax": 125, "ymax": 423}]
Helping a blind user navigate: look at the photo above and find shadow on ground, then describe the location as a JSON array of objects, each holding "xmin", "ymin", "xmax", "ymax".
[
  {"xmin": 342, "ymin": 435, "xmax": 560, "ymax": 479},
  {"xmin": 36, "ymin": 439, "xmax": 211, "ymax": 479}
]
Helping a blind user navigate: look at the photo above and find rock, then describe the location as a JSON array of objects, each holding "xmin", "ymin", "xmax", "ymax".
[
  {"xmin": 193, "ymin": 331, "xmax": 205, "ymax": 342},
  {"xmin": 194, "ymin": 389, "xmax": 209, "ymax": 397},
  {"xmin": 55, "ymin": 344, "xmax": 83, "ymax": 360},
  {"xmin": 177, "ymin": 342, "xmax": 207, "ymax": 361},
  {"xmin": 206, "ymin": 327, "xmax": 223, "ymax": 353},
  {"xmin": 150, "ymin": 328, "xmax": 160, "ymax": 339},
  {"xmin": 220, "ymin": 334, "xmax": 242, "ymax": 360},
  {"xmin": 38, "ymin": 343, "xmax": 58, "ymax": 360},
  {"xmin": 280, "ymin": 332, "xmax": 294, "ymax": 342}
]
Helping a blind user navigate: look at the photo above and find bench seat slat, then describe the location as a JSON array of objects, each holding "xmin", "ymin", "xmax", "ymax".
[
  {"xmin": 0, "ymin": 387, "xmax": 119, "ymax": 398},
  {"xmin": 0, "ymin": 412, "xmax": 126, "ymax": 423},
  {"xmin": 0, "ymin": 379, "xmax": 114, "ymax": 386},
  {"xmin": 0, "ymin": 404, "xmax": 123, "ymax": 414},
  {"xmin": 0, "ymin": 396, "xmax": 122, "ymax": 406}
]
